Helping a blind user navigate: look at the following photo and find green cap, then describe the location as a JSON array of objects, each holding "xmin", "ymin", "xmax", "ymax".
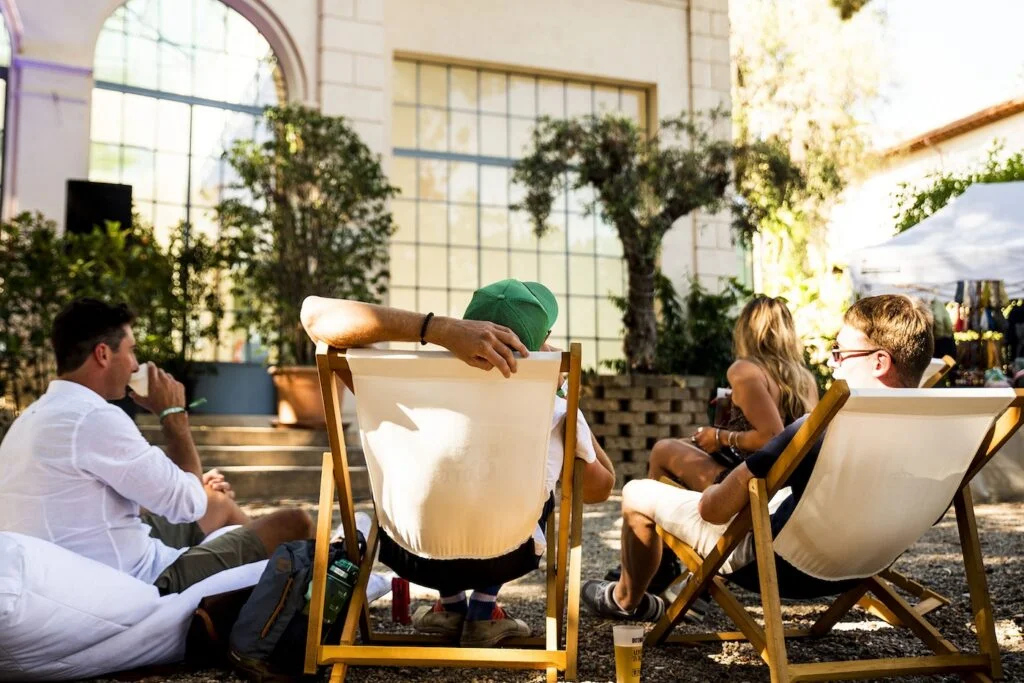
[{"xmin": 463, "ymin": 279, "xmax": 559, "ymax": 352}]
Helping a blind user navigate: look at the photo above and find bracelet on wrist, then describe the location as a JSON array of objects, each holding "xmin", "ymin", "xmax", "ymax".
[
  {"xmin": 419, "ymin": 312, "xmax": 435, "ymax": 346},
  {"xmin": 158, "ymin": 406, "xmax": 186, "ymax": 423}
]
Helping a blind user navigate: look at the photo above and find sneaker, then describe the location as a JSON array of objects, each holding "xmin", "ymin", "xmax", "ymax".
[
  {"xmin": 461, "ymin": 605, "xmax": 531, "ymax": 647},
  {"xmin": 581, "ymin": 580, "xmax": 665, "ymax": 622},
  {"xmin": 660, "ymin": 572, "xmax": 710, "ymax": 625},
  {"xmin": 603, "ymin": 552, "xmax": 682, "ymax": 595},
  {"xmin": 412, "ymin": 602, "xmax": 464, "ymax": 640}
]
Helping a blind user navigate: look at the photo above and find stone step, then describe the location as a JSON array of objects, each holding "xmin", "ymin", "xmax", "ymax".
[
  {"xmin": 137, "ymin": 414, "xmax": 280, "ymax": 428},
  {"xmin": 152, "ymin": 444, "xmax": 365, "ymax": 468},
  {"xmin": 217, "ymin": 465, "xmax": 370, "ymax": 502},
  {"xmin": 140, "ymin": 425, "xmax": 331, "ymax": 447}
]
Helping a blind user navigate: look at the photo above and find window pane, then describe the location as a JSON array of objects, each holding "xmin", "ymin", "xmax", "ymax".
[
  {"xmin": 389, "ymin": 286, "xmax": 416, "ymax": 312},
  {"xmin": 448, "ymin": 161, "xmax": 478, "ymax": 203},
  {"xmin": 568, "ymin": 213, "xmax": 595, "ymax": 254},
  {"xmin": 420, "ymin": 64, "xmax": 447, "ymax": 108},
  {"xmin": 596, "ymin": 218, "xmax": 622, "ymax": 256},
  {"xmin": 124, "ymin": 34, "xmax": 158, "ymax": 90},
  {"xmin": 90, "ymin": 143, "xmax": 122, "ymax": 184},
  {"xmin": 621, "ymin": 89, "xmax": 646, "ymax": 127},
  {"xmin": 122, "ymin": 94, "xmax": 157, "ymax": 148},
  {"xmin": 95, "ymin": 30, "xmax": 125, "ymax": 82},
  {"xmin": 392, "ymin": 199, "xmax": 416, "ymax": 242},
  {"xmin": 450, "ymin": 205, "xmax": 478, "ymax": 246},
  {"xmin": 538, "ymin": 79, "xmax": 564, "ymax": 117},
  {"xmin": 540, "ymin": 253, "xmax": 567, "ymax": 295},
  {"xmin": 391, "ymin": 157, "xmax": 418, "ymax": 199},
  {"xmin": 597, "ymin": 257, "xmax": 625, "ymax": 295},
  {"xmin": 390, "ymin": 244, "xmax": 416, "ymax": 286},
  {"xmin": 539, "ymin": 213, "xmax": 566, "ymax": 253},
  {"xmin": 509, "ymin": 251, "xmax": 537, "ymax": 281},
  {"xmin": 190, "ymin": 156, "xmax": 224, "ymax": 207},
  {"xmin": 159, "ymin": 42, "xmax": 192, "ymax": 96},
  {"xmin": 569, "ymin": 255, "xmax": 596, "ymax": 295},
  {"xmin": 418, "ymin": 159, "xmax": 447, "ymax": 200},
  {"xmin": 598, "ymin": 340, "xmax": 623, "ymax": 366},
  {"xmin": 480, "ymin": 115, "xmax": 508, "ymax": 158},
  {"xmin": 509, "ymin": 118, "xmax": 535, "ymax": 158},
  {"xmin": 418, "ymin": 202, "xmax": 446, "ymax": 244},
  {"xmin": 91, "ymin": 90, "xmax": 123, "ymax": 144},
  {"xmin": 418, "ymin": 245, "xmax": 448, "ymax": 287},
  {"xmin": 509, "ymin": 210, "xmax": 538, "ymax": 250},
  {"xmin": 450, "ymin": 290, "xmax": 473, "ymax": 318},
  {"xmin": 155, "ymin": 152, "xmax": 190, "ymax": 203},
  {"xmin": 418, "ymin": 107, "xmax": 448, "ymax": 152},
  {"xmin": 450, "ymin": 111, "xmax": 478, "ymax": 154},
  {"xmin": 569, "ymin": 296, "xmax": 596, "ymax": 338},
  {"xmin": 479, "ymin": 72, "xmax": 507, "ymax": 113},
  {"xmin": 392, "ymin": 105, "xmax": 417, "ymax": 148},
  {"xmin": 480, "ymin": 208, "xmax": 507, "ymax": 249},
  {"xmin": 156, "ymin": 100, "xmax": 191, "ymax": 153},
  {"xmin": 393, "ymin": 61, "xmax": 417, "ymax": 104},
  {"xmin": 479, "ymin": 166, "xmax": 508, "ymax": 207},
  {"xmin": 598, "ymin": 297, "xmax": 622, "ymax": 337},
  {"xmin": 566, "ymin": 82, "xmax": 592, "ymax": 117},
  {"xmin": 450, "ymin": 68, "xmax": 477, "ymax": 110},
  {"xmin": 449, "ymin": 247, "xmax": 479, "ymax": 289},
  {"xmin": 419, "ymin": 289, "xmax": 448, "ymax": 319},
  {"xmin": 122, "ymin": 148, "xmax": 156, "ymax": 200},
  {"xmin": 509, "ymin": 75, "xmax": 536, "ymax": 117},
  {"xmin": 480, "ymin": 249, "xmax": 508, "ymax": 282},
  {"xmin": 595, "ymin": 86, "xmax": 620, "ymax": 114}
]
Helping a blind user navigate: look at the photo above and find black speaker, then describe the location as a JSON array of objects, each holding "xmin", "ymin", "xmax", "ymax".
[{"xmin": 65, "ymin": 180, "xmax": 133, "ymax": 234}]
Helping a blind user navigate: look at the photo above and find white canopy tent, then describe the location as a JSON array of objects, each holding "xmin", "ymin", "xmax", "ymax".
[{"xmin": 847, "ymin": 181, "xmax": 1024, "ymax": 300}]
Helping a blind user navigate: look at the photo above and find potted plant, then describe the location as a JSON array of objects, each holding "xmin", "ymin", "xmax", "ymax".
[{"xmin": 216, "ymin": 104, "xmax": 397, "ymax": 427}]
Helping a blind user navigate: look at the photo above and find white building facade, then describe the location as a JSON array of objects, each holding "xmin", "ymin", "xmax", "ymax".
[{"xmin": 0, "ymin": 0, "xmax": 736, "ymax": 370}]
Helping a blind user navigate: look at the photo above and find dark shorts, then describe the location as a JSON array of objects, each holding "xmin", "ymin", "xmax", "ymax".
[
  {"xmin": 378, "ymin": 494, "xmax": 556, "ymax": 594},
  {"xmin": 142, "ymin": 513, "xmax": 267, "ymax": 596}
]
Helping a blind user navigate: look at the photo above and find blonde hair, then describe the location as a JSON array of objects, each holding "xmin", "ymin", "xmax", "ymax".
[{"xmin": 733, "ymin": 296, "xmax": 818, "ymax": 422}]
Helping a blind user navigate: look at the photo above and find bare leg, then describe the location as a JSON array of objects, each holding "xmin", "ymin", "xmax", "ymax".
[
  {"xmin": 198, "ymin": 488, "xmax": 251, "ymax": 535},
  {"xmin": 613, "ymin": 498, "xmax": 662, "ymax": 611},
  {"xmin": 246, "ymin": 508, "xmax": 315, "ymax": 555},
  {"xmin": 647, "ymin": 439, "xmax": 726, "ymax": 492}
]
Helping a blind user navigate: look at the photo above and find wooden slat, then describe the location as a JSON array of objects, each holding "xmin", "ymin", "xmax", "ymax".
[
  {"xmin": 961, "ymin": 391, "xmax": 1024, "ymax": 489},
  {"xmin": 750, "ymin": 478, "xmax": 790, "ymax": 683},
  {"xmin": 764, "ymin": 381, "xmax": 850, "ymax": 498},
  {"xmin": 555, "ymin": 344, "xmax": 582, "ymax": 657},
  {"xmin": 864, "ymin": 576, "xmax": 958, "ymax": 655},
  {"xmin": 316, "ymin": 345, "xmax": 360, "ymax": 564},
  {"xmin": 545, "ymin": 511, "xmax": 558, "ymax": 683},
  {"xmin": 955, "ymin": 486, "xmax": 1003, "ymax": 680},
  {"xmin": 811, "ymin": 582, "xmax": 870, "ymax": 637},
  {"xmin": 666, "ymin": 629, "xmax": 812, "ymax": 645},
  {"xmin": 319, "ymin": 645, "xmax": 566, "ymax": 670},
  {"xmin": 565, "ymin": 458, "xmax": 585, "ymax": 681},
  {"xmin": 338, "ymin": 522, "xmax": 380, "ymax": 646},
  {"xmin": 304, "ymin": 451, "xmax": 336, "ymax": 675},
  {"xmin": 920, "ymin": 356, "xmax": 955, "ymax": 388},
  {"xmin": 880, "ymin": 568, "xmax": 950, "ymax": 608},
  {"xmin": 325, "ymin": 347, "xmax": 573, "ymax": 372},
  {"xmin": 787, "ymin": 654, "xmax": 991, "ymax": 682},
  {"xmin": 707, "ymin": 578, "xmax": 768, "ymax": 660}
]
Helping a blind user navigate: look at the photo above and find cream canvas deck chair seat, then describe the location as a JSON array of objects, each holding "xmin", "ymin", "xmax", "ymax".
[
  {"xmin": 649, "ymin": 381, "xmax": 1024, "ymax": 682},
  {"xmin": 305, "ymin": 343, "xmax": 586, "ymax": 683}
]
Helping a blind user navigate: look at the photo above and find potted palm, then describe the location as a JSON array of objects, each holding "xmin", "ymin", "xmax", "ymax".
[{"xmin": 216, "ymin": 104, "xmax": 397, "ymax": 427}]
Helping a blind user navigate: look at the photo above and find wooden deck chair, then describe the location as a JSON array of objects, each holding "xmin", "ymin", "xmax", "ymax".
[
  {"xmin": 305, "ymin": 343, "xmax": 586, "ymax": 683},
  {"xmin": 648, "ymin": 382, "xmax": 1024, "ymax": 682},
  {"xmin": 856, "ymin": 354, "xmax": 960, "ymax": 626}
]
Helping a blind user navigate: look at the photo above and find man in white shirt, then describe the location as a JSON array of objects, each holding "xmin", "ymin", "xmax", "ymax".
[{"xmin": 0, "ymin": 298, "xmax": 314, "ymax": 594}]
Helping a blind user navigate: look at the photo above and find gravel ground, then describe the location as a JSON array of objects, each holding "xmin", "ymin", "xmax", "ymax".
[{"xmin": 93, "ymin": 496, "xmax": 1024, "ymax": 683}]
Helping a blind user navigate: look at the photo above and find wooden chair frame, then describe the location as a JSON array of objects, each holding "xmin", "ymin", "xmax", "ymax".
[
  {"xmin": 648, "ymin": 382, "xmax": 1024, "ymax": 682},
  {"xmin": 304, "ymin": 342, "xmax": 587, "ymax": 683}
]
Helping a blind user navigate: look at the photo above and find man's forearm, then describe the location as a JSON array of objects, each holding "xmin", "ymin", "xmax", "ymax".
[
  {"xmin": 301, "ymin": 296, "xmax": 438, "ymax": 349},
  {"xmin": 160, "ymin": 413, "xmax": 203, "ymax": 479}
]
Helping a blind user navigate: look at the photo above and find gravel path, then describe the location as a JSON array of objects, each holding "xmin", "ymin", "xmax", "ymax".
[{"xmin": 94, "ymin": 497, "xmax": 1024, "ymax": 682}]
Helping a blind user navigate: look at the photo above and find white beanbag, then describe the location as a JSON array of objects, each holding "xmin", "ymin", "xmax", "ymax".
[{"xmin": 0, "ymin": 532, "xmax": 265, "ymax": 681}]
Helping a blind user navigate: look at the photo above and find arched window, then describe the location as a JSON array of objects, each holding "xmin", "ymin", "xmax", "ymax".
[
  {"xmin": 89, "ymin": 0, "xmax": 283, "ymax": 245},
  {"xmin": 0, "ymin": 11, "xmax": 11, "ymax": 206}
]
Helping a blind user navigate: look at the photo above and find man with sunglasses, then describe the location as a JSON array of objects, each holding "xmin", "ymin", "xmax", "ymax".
[{"xmin": 583, "ymin": 294, "xmax": 935, "ymax": 621}]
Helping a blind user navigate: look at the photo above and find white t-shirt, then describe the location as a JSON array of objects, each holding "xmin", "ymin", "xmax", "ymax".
[
  {"xmin": 0, "ymin": 380, "xmax": 208, "ymax": 583},
  {"xmin": 533, "ymin": 395, "xmax": 598, "ymax": 552}
]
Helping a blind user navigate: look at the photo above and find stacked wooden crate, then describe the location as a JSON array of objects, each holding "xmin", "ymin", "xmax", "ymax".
[{"xmin": 580, "ymin": 374, "xmax": 714, "ymax": 485}]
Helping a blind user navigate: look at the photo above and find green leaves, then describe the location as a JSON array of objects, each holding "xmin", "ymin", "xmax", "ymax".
[
  {"xmin": 215, "ymin": 104, "xmax": 398, "ymax": 366},
  {"xmin": 892, "ymin": 147, "xmax": 1024, "ymax": 234}
]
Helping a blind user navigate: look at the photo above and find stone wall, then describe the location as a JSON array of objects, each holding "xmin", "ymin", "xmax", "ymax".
[{"xmin": 580, "ymin": 374, "xmax": 715, "ymax": 485}]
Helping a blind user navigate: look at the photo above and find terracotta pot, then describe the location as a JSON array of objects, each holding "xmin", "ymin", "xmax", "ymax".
[{"xmin": 268, "ymin": 365, "xmax": 343, "ymax": 428}]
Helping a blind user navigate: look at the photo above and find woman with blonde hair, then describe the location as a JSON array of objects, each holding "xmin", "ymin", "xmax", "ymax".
[{"xmin": 649, "ymin": 294, "xmax": 819, "ymax": 492}]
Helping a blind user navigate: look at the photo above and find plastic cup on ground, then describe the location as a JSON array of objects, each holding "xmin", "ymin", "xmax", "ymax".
[{"xmin": 613, "ymin": 624, "xmax": 644, "ymax": 683}]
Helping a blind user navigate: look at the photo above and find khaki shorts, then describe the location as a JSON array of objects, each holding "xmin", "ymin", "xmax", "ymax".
[{"xmin": 143, "ymin": 513, "xmax": 267, "ymax": 595}]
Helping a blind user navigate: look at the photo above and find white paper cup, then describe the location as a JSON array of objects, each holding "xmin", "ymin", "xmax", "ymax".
[{"xmin": 128, "ymin": 362, "xmax": 150, "ymax": 397}]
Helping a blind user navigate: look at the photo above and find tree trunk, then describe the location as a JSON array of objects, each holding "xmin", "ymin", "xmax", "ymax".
[{"xmin": 622, "ymin": 254, "xmax": 658, "ymax": 373}]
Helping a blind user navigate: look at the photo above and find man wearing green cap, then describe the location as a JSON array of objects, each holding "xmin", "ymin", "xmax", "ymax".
[{"xmin": 301, "ymin": 280, "xmax": 615, "ymax": 646}]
